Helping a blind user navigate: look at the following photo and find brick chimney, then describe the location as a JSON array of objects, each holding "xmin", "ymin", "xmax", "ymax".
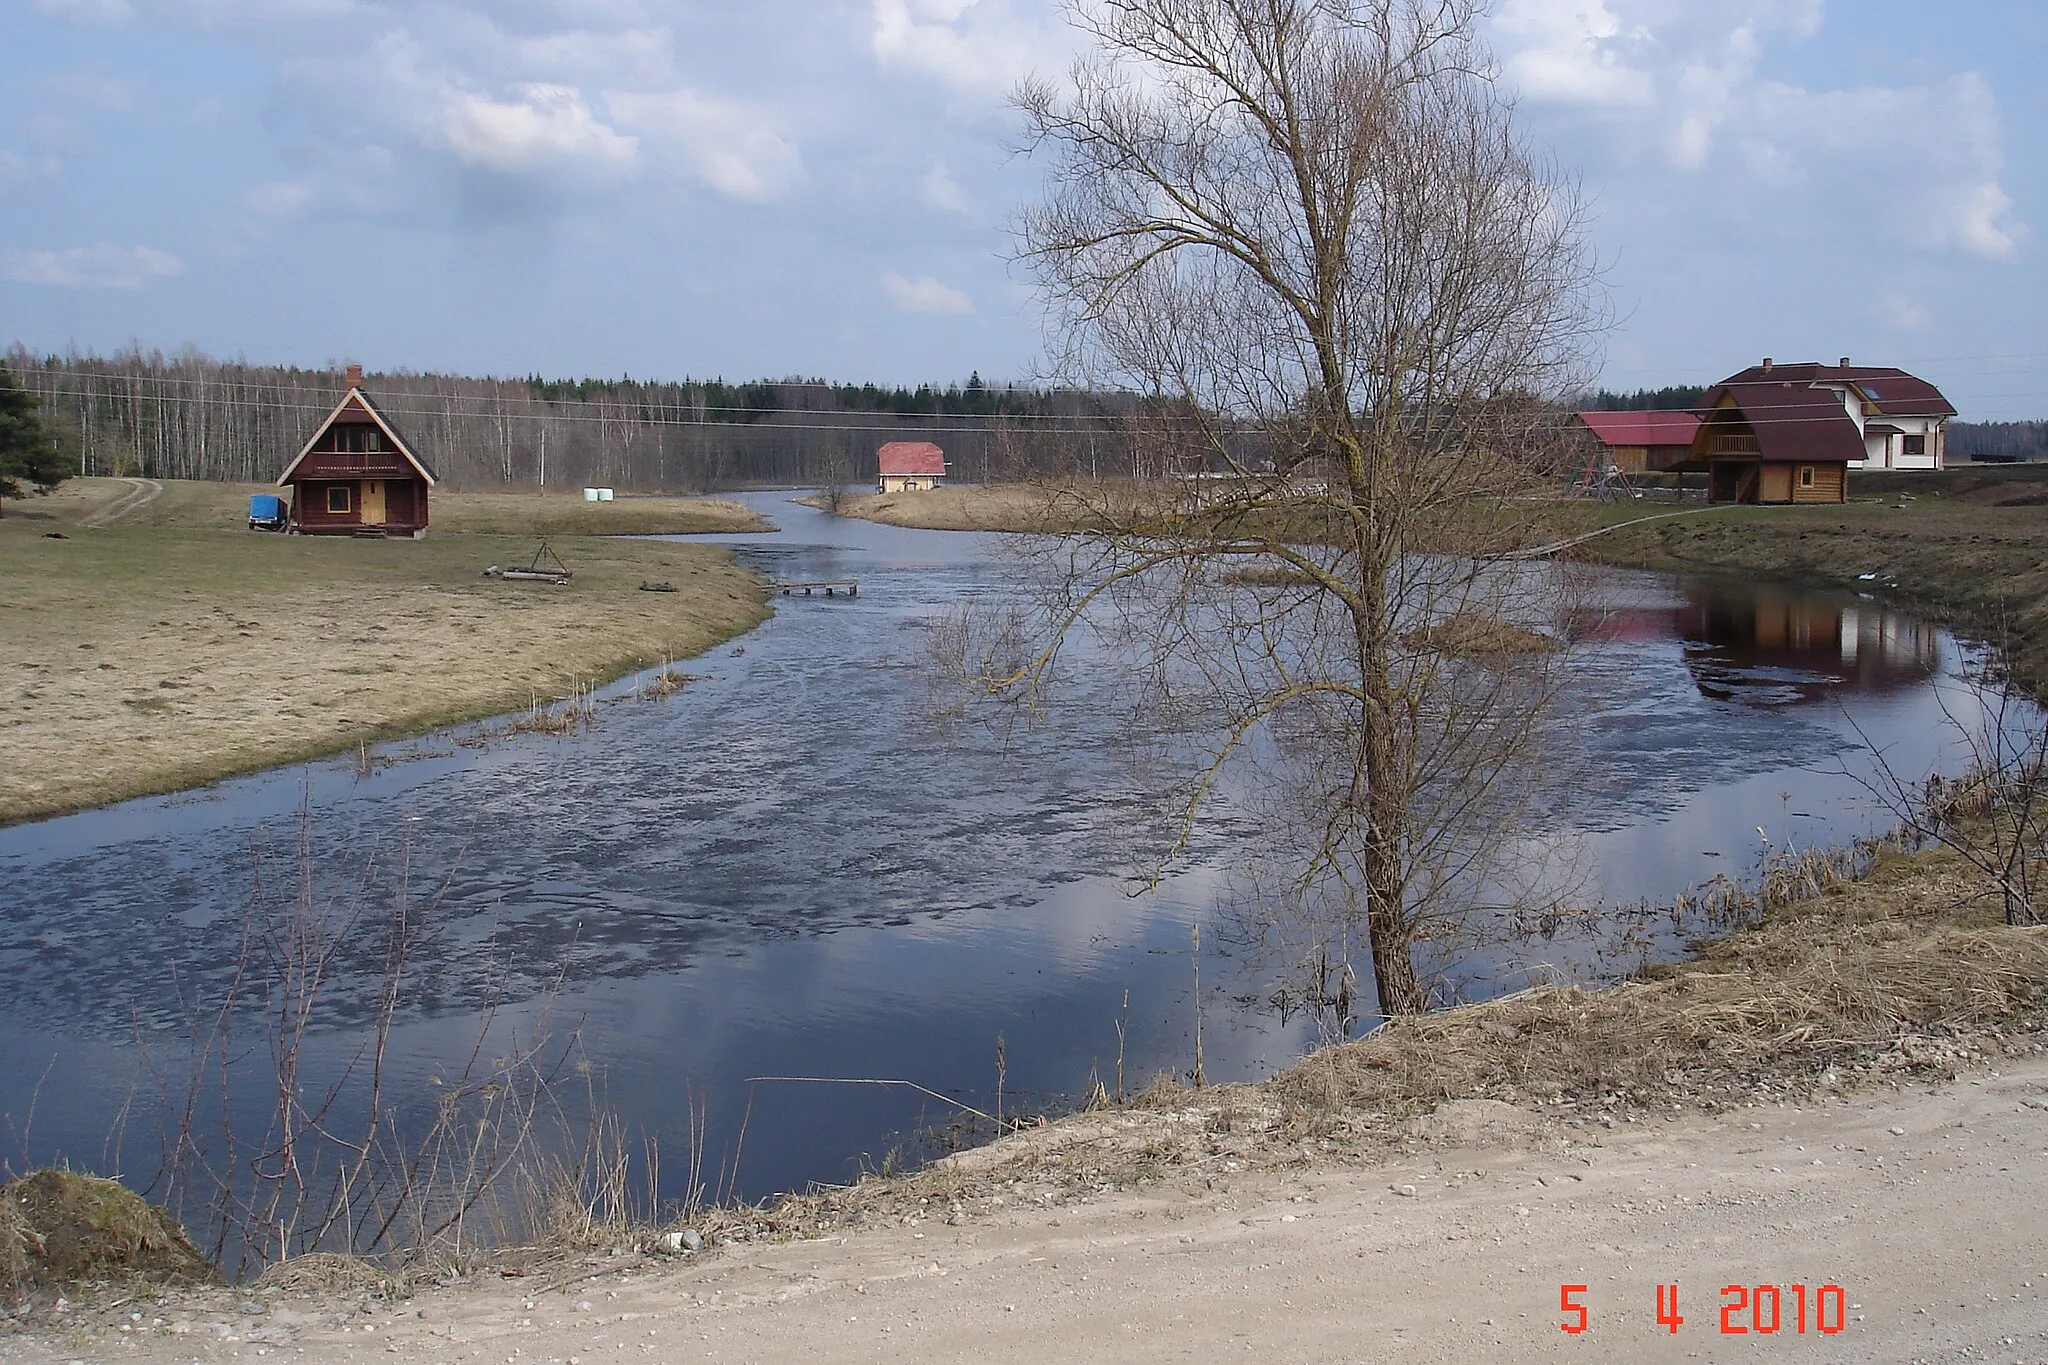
[
  {"xmin": 1761, "ymin": 357, "xmax": 1773, "ymax": 374},
  {"xmin": 1839, "ymin": 356, "xmax": 1851, "ymax": 368},
  {"xmin": 344, "ymin": 363, "xmax": 363, "ymax": 390}
]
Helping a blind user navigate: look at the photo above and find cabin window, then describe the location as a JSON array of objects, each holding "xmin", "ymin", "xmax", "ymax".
[
  {"xmin": 1903, "ymin": 434, "xmax": 1927, "ymax": 456},
  {"xmin": 327, "ymin": 485, "xmax": 351, "ymax": 514},
  {"xmin": 1799, "ymin": 466, "xmax": 1815, "ymax": 488}
]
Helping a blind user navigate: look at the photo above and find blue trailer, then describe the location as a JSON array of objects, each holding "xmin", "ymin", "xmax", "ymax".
[{"xmin": 248, "ymin": 493, "xmax": 289, "ymax": 531}]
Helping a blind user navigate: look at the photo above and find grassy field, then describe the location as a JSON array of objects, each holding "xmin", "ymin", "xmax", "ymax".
[
  {"xmin": 0, "ymin": 481, "xmax": 771, "ymax": 826},
  {"xmin": 5, "ymin": 477, "xmax": 772, "ymax": 536}
]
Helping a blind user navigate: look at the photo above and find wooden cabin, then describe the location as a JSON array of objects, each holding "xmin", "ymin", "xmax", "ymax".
[
  {"xmin": 276, "ymin": 365, "xmax": 436, "ymax": 536},
  {"xmin": 877, "ymin": 441, "xmax": 946, "ymax": 493},
  {"xmin": 1669, "ymin": 360, "xmax": 1956, "ymax": 504}
]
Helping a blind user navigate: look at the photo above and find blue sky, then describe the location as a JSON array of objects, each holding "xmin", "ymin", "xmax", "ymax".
[{"xmin": 2, "ymin": 0, "xmax": 2041, "ymax": 418}]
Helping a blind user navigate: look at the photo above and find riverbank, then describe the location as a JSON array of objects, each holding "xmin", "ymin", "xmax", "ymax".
[
  {"xmin": 825, "ymin": 479, "xmax": 2048, "ymax": 691},
  {"xmin": 0, "ymin": 481, "xmax": 772, "ymax": 825},
  {"xmin": 10, "ymin": 833, "xmax": 2048, "ymax": 1359},
  {"xmin": 1576, "ymin": 495, "xmax": 2048, "ymax": 693}
]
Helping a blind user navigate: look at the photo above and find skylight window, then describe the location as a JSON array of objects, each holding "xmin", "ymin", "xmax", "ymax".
[{"xmin": 1858, "ymin": 383, "xmax": 1881, "ymax": 401}]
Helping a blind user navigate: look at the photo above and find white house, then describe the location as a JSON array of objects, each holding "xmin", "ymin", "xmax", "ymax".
[{"xmin": 1713, "ymin": 359, "xmax": 1955, "ymax": 471}]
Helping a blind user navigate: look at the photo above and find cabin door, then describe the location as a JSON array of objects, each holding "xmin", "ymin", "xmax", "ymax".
[{"xmin": 361, "ymin": 479, "xmax": 386, "ymax": 524}]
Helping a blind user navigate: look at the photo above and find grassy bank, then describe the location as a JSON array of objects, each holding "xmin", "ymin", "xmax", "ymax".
[{"xmin": 0, "ymin": 482, "xmax": 772, "ymax": 825}]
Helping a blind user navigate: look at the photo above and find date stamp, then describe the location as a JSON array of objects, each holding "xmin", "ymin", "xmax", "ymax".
[{"xmin": 1560, "ymin": 1282, "xmax": 1850, "ymax": 1336}]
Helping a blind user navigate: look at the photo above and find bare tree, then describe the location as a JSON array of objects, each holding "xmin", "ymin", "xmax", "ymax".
[{"xmin": 991, "ymin": 0, "xmax": 1603, "ymax": 1017}]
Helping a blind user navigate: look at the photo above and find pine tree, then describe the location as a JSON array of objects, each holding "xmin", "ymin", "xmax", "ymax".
[{"xmin": 0, "ymin": 365, "xmax": 69, "ymax": 515}]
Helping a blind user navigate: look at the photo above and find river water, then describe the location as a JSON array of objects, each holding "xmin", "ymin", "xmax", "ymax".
[{"xmin": 0, "ymin": 493, "xmax": 2010, "ymax": 1210}]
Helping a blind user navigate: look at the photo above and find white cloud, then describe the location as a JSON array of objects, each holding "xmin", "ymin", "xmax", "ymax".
[
  {"xmin": 606, "ymin": 90, "xmax": 802, "ymax": 202},
  {"xmin": 1491, "ymin": 3, "xmax": 2026, "ymax": 262},
  {"xmin": 1491, "ymin": 0, "xmax": 1656, "ymax": 109},
  {"xmin": 883, "ymin": 272, "xmax": 973, "ymax": 314},
  {"xmin": 870, "ymin": 0, "xmax": 1069, "ymax": 99},
  {"xmin": 2, "ymin": 244, "xmax": 183, "ymax": 288},
  {"xmin": 440, "ymin": 83, "xmax": 638, "ymax": 178},
  {"xmin": 920, "ymin": 162, "xmax": 968, "ymax": 213}
]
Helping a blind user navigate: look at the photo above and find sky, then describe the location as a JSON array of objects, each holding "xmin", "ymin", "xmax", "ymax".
[{"xmin": 1, "ymin": 0, "xmax": 2042, "ymax": 419}]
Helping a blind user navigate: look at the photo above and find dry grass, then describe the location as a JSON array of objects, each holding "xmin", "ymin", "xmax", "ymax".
[
  {"xmin": 1, "ymin": 1170, "xmax": 216, "ymax": 1292},
  {"xmin": 428, "ymin": 491, "xmax": 769, "ymax": 537},
  {"xmin": 1221, "ymin": 565, "xmax": 1322, "ymax": 587},
  {"xmin": 1, "ymin": 478, "xmax": 771, "ymax": 537},
  {"xmin": 253, "ymin": 1253, "xmax": 395, "ymax": 1296},
  {"xmin": 814, "ymin": 484, "xmax": 1126, "ymax": 533},
  {"xmin": 1404, "ymin": 612, "xmax": 1558, "ymax": 656},
  {"xmin": 0, "ymin": 519, "xmax": 767, "ymax": 825}
]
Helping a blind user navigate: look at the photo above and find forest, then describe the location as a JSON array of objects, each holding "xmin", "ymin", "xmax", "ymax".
[{"xmin": 2, "ymin": 345, "xmax": 1142, "ymax": 492}]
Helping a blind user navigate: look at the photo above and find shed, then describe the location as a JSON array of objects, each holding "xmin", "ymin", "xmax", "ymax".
[
  {"xmin": 276, "ymin": 365, "xmax": 436, "ymax": 536},
  {"xmin": 877, "ymin": 441, "xmax": 946, "ymax": 493},
  {"xmin": 1571, "ymin": 410, "xmax": 1702, "ymax": 473}
]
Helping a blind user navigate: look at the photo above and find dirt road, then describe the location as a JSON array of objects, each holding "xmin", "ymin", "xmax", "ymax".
[
  {"xmin": 11, "ymin": 1057, "xmax": 2047, "ymax": 1364},
  {"xmin": 74, "ymin": 477, "xmax": 163, "ymax": 527}
]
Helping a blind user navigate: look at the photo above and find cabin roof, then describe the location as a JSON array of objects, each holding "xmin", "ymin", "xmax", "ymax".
[
  {"xmin": 1574, "ymin": 409, "xmax": 1702, "ymax": 447},
  {"xmin": 1700, "ymin": 382, "xmax": 1869, "ymax": 464},
  {"xmin": 276, "ymin": 382, "xmax": 439, "ymax": 487},
  {"xmin": 877, "ymin": 440, "xmax": 946, "ymax": 477}
]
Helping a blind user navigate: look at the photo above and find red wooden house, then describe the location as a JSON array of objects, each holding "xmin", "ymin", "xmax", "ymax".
[{"xmin": 277, "ymin": 365, "xmax": 436, "ymax": 536}]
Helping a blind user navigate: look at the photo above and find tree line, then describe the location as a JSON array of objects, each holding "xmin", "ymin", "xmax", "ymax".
[
  {"xmin": 2, "ymin": 345, "xmax": 1147, "ymax": 493},
  {"xmin": 1950, "ymin": 422, "xmax": 2048, "ymax": 462}
]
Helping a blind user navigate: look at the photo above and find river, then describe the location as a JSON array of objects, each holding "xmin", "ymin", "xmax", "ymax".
[{"xmin": 0, "ymin": 492, "xmax": 2013, "ymax": 1221}]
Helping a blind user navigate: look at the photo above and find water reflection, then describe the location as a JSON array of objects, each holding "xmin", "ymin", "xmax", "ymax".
[{"xmin": 1569, "ymin": 579, "xmax": 1940, "ymax": 708}]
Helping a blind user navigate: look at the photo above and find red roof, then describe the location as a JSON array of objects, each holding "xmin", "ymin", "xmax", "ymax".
[
  {"xmin": 1575, "ymin": 410, "xmax": 1702, "ymax": 448},
  {"xmin": 878, "ymin": 441, "xmax": 946, "ymax": 477},
  {"xmin": 1713, "ymin": 363, "xmax": 1955, "ymax": 419}
]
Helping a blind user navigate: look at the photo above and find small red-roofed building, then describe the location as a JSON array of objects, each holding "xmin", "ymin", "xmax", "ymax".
[
  {"xmin": 877, "ymin": 440, "xmax": 947, "ymax": 493},
  {"xmin": 1571, "ymin": 409, "xmax": 1703, "ymax": 474},
  {"xmin": 276, "ymin": 365, "xmax": 436, "ymax": 536}
]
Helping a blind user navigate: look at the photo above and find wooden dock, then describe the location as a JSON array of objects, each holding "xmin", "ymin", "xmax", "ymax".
[{"xmin": 775, "ymin": 579, "xmax": 859, "ymax": 597}]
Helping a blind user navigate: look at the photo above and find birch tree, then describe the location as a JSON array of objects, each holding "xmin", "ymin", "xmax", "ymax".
[{"xmin": 1000, "ymin": 0, "xmax": 1604, "ymax": 1017}]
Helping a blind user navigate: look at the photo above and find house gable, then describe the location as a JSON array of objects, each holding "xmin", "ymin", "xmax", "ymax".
[{"xmin": 277, "ymin": 384, "xmax": 438, "ymax": 488}]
